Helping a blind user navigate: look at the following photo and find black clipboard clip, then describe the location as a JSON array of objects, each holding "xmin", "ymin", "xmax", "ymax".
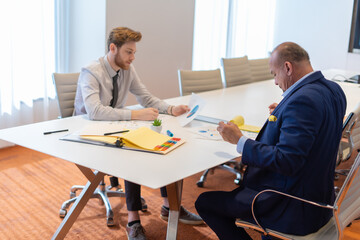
[{"xmin": 115, "ymin": 138, "xmax": 125, "ymax": 148}]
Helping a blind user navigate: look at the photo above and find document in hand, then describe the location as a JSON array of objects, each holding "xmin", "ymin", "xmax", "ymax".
[{"xmin": 80, "ymin": 127, "xmax": 185, "ymax": 154}]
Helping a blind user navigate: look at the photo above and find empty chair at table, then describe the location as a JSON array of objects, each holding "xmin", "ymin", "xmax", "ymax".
[
  {"xmin": 336, "ymin": 102, "xmax": 360, "ymax": 177},
  {"xmin": 177, "ymin": 68, "xmax": 223, "ymax": 96},
  {"xmin": 177, "ymin": 68, "xmax": 244, "ymax": 187},
  {"xmin": 249, "ymin": 57, "xmax": 273, "ymax": 82},
  {"xmin": 221, "ymin": 56, "xmax": 253, "ymax": 87}
]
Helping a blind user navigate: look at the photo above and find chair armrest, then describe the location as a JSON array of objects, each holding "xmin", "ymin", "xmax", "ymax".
[{"xmin": 250, "ymin": 189, "xmax": 335, "ymax": 233}]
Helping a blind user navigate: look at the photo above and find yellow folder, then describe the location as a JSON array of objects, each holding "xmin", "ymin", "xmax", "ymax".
[{"xmin": 80, "ymin": 127, "xmax": 185, "ymax": 154}]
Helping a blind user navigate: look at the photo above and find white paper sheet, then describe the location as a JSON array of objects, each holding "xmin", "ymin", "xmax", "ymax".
[
  {"xmin": 186, "ymin": 125, "xmax": 223, "ymax": 141},
  {"xmin": 177, "ymin": 93, "xmax": 206, "ymax": 127}
]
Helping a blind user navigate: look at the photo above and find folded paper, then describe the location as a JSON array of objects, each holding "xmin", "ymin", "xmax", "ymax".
[
  {"xmin": 231, "ymin": 115, "xmax": 261, "ymax": 133},
  {"xmin": 268, "ymin": 115, "xmax": 277, "ymax": 122}
]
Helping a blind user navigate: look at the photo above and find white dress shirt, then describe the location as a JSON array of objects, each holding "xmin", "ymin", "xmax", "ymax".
[{"xmin": 74, "ymin": 56, "xmax": 169, "ymax": 120}]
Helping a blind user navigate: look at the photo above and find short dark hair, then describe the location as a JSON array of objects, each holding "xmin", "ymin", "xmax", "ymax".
[
  {"xmin": 272, "ymin": 42, "xmax": 310, "ymax": 65},
  {"xmin": 107, "ymin": 27, "xmax": 142, "ymax": 51}
]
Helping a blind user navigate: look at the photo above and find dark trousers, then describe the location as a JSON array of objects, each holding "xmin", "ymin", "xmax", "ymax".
[
  {"xmin": 195, "ymin": 187, "xmax": 253, "ymax": 240},
  {"xmin": 125, "ymin": 180, "xmax": 167, "ymax": 211}
]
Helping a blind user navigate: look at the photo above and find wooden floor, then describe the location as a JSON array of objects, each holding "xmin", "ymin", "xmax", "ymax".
[{"xmin": 1, "ymin": 145, "xmax": 360, "ymax": 239}]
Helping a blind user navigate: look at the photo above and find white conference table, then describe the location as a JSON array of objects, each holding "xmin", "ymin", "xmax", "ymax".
[
  {"xmin": 0, "ymin": 73, "xmax": 358, "ymax": 239},
  {"xmin": 322, "ymin": 68, "xmax": 360, "ymax": 114}
]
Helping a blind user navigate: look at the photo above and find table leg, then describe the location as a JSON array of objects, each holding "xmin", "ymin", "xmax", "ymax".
[
  {"xmin": 52, "ymin": 168, "xmax": 105, "ymax": 240},
  {"xmin": 165, "ymin": 180, "xmax": 183, "ymax": 240}
]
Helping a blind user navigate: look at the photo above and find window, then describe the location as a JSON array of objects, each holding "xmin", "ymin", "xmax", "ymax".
[
  {"xmin": 192, "ymin": 0, "xmax": 276, "ymax": 70},
  {"xmin": 0, "ymin": 0, "xmax": 55, "ymax": 115},
  {"xmin": 349, "ymin": 0, "xmax": 360, "ymax": 53}
]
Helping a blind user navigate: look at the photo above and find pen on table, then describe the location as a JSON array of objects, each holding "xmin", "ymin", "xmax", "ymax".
[
  {"xmin": 166, "ymin": 130, "xmax": 174, "ymax": 137},
  {"xmin": 103, "ymin": 130, "xmax": 130, "ymax": 136},
  {"xmin": 43, "ymin": 129, "xmax": 69, "ymax": 135}
]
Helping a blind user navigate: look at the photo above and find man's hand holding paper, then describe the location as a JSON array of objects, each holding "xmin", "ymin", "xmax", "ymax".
[{"xmin": 217, "ymin": 121, "xmax": 243, "ymax": 144}]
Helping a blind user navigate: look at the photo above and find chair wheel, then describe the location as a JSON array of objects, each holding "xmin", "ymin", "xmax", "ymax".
[
  {"xmin": 234, "ymin": 179, "xmax": 242, "ymax": 185},
  {"xmin": 196, "ymin": 181, "xmax": 204, "ymax": 188},
  {"xmin": 70, "ymin": 192, "xmax": 76, "ymax": 198},
  {"xmin": 107, "ymin": 217, "xmax": 115, "ymax": 227},
  {"xmin": 59, "ymin": 209, "xmax": 67, "ymax": 218}
]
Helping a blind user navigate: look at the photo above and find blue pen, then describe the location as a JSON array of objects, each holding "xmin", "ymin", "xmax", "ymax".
[{"xmin": 166, "ymin": 130, "xmax": 174, "ymax": 137}]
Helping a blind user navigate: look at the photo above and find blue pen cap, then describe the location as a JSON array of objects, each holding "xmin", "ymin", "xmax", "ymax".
[{"xmin": 166, "ymin": 130, "xmax": 174, "ymax": 137}]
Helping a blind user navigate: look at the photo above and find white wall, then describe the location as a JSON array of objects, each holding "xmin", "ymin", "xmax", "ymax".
[
  {"xmin": 66, "ymin": 0, "xmax": 360, "ymax": 106},
  {"xmin": 67, "ymin": 0, "xmax": 194, "ymax": 105},
  {"xmin": 273, "ymin": 0, "xmax": 360, "ymax": 72},
  {"xmin": 68, "ymin": 0, "xmax": 106, "ymax": 73},
  {"xmin": 106, "ymin": 0, "xmax": 195, "ymax": 105}
]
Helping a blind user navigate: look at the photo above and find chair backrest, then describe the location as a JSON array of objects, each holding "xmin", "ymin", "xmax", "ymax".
[
  {"xmin": 335, "ymin": 152, "xmax": 360, "ymax": 238},
  {"xmin": 248, "ymin": 58, "xmax": 273, "ymax": 82},
  {"xmin": 336, "ymin": 112, "xmax": 355, "ymax": 165},
  {"xmin": 178, "ymin": 69, "xmax": 223, "ymax": 96},
  {"xmin": 338, "ymin": 102, "xmax": 360, "ymax": 162},
  {"xmin": 349, "ymin": 102, "xmax": 360, "ymax": 153},
  {"xmin": 221, "ymin": 56, "xmax": 253, "ymax": 87},
  {"xmin": 52, "ymin": 72, "xmax": 80, "ymax": 118}
]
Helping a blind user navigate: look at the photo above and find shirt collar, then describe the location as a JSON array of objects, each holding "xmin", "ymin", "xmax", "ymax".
[
  {"xmin": 103, "ymin": 55, "xmax": 118, "ymax": 78},
  {"xmin": 282, "ymin": 71, "xmax": 315, "ymax": 97}
]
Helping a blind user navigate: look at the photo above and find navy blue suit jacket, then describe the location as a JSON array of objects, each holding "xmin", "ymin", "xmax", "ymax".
[{"xmin": 240, "ymin": 71, "xmax": 346, "ymax": 235}]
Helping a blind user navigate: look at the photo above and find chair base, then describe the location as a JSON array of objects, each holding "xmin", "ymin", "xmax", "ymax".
[
  {"xmin": 59, "ymin": 180, "xmax": 147, "ymax": 227},
  {"xmin": 196, "ymin": 160, "xmax": 244, "ymax": 187}
]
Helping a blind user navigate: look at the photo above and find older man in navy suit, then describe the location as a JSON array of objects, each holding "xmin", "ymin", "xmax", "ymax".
[{"xmin": 195, "ymin": 42, "xmax": 347, "ymax": 240}]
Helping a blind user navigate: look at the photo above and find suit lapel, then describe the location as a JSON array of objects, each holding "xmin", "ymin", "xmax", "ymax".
[
  {"xmin": 255, "ymin": 121, "xmax": 267, "ymax": 140},
  {"xmin": 255, "ymin": 71, "xmax": 323, "ymax": 140}
]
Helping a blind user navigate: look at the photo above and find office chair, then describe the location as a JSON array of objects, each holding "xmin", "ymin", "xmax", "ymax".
[
  {"xmin": 248, "ymin": 57, "xmax": 273, "ymax": 82},
  {"xmin": 178, "ymin": 69, "xmax": 223, "ymax": 96},
  {"xmin": 53, "ymin": 73, "xmax": 147, "ymax": 227},
  {"xmin": 177, "ymin": 69, "xmax": 244, "ymax": 187},
  {"xmin": 221, "ymin": 56, "xmax": 253, "ymax": 87},
  {"xmin": 236, "ymin": 151, "xmax": 360, "ymax": 240},
  {"xmin": 336, "ymin": 102, "xmax": 360, "ymax": 177},
  {"xmin": 196, "ymin": 157, "xmax": 245, "ymax": 187}
]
